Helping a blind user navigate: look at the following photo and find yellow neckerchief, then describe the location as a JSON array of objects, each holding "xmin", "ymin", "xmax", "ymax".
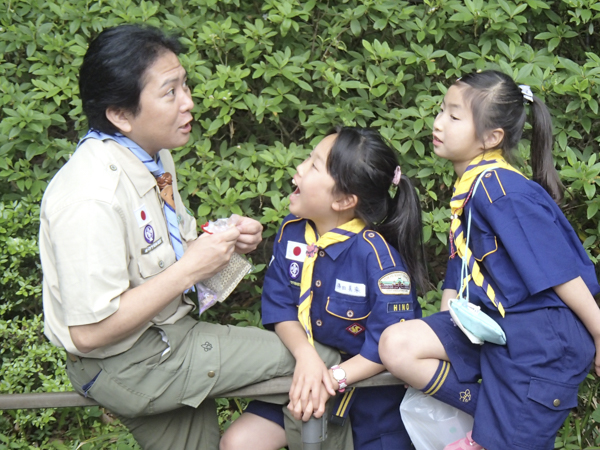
[
  {"xmin": 298, "ymin": 218, "xmax": 366, "ymax": 345},
  {"xmin": 449, "ymin": 150, "xmax": 523, "ymax": 317}
]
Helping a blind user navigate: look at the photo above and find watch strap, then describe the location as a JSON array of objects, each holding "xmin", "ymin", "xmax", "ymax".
[{"xmin": 331, "ymin": 364, "xmax": 348, "ymax": 393}]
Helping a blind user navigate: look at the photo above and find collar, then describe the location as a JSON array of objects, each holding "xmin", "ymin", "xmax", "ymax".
[
  {"xmin": 320, "ymin": 234, "xmax": 359, "ymax": 261},
  {"xmin": 83, "ymin": 138, "xmax": 158, "ymax": 198},
  {"xmin": 450, "ymin": 150, "xmax": 521, "ymax": 216}
]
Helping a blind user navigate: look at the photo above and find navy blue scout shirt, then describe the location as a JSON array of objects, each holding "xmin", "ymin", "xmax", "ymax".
[
  {"xmin": 262, "ymin": 214, "xmax": 421, "ymax": 364},
  {"xmin": 443, "ymin": 169, "xmax": 600, "ymax": 314}
]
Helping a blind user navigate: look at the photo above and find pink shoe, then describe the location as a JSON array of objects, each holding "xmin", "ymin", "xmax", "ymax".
[{"xmin": 444, "ymin": 431, "xmax": 484, "ymax": 450}]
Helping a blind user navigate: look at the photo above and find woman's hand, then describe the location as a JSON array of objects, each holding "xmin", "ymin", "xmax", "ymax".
[{"xmin": 233, "ymin": 216, "xmax": 263, "ymax": 254}]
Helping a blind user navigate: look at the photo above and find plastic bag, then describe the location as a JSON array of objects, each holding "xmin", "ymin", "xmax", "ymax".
[
  {"xmin": 400, "ymin": 387, "xmax": 474, "ymax": 450},
  {"xmin": 195, "ymin": 215, "xmax": 252, "ymax": 314}
]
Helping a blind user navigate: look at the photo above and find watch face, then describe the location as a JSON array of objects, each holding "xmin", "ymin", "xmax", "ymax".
[{"xmin": 332, "ymin": 368, "xmax": 345, "ymax": 381}]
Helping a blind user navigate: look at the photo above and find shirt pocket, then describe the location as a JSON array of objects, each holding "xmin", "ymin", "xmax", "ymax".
[
  {"xmin": 137, "ymin": 243, "xmax": 176, "ymax": 279},
  {"xmin": 326, "ymin": 295, "xmax": 371, "ymax": 321},
  {"xmin": 471, "ymin": 233, "xmax": 498, "ymax": 262}
]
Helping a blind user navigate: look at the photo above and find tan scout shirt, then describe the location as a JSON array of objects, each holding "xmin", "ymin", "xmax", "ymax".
[{"xmin": 40, "ymin": 138, "xmax": 197, "ymax": 358}]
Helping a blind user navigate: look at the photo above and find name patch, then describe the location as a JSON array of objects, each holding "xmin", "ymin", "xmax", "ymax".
[
  {"xmin": 142, "ymin": 237, "xmax": 163, "ymax": 254},
  {"xmin": 286, "ymin": 241, "xmax": 307, "ymax": 262},
  {"xmin": 378, "ymin": 271, "xmax": 411, "ymax": 295},
  {"xmin": 335, "ymin": 279, "xmax": 366, "ymax": 297},
  {"xmin": 387, "ymin": 302, "xmax": 412, "ymax": 313}
]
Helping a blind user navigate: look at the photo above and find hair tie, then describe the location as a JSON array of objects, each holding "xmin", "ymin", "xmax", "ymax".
[
  {"xmin": 518, "ymin": 84, "xmax": 534, "ymax": 104},
  {"xmin": 392, "ymin": 166, "xmax": 402, "ymax": 186}
]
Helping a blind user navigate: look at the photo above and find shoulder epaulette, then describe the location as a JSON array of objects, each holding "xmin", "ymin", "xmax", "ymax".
[
  {"xmin": 479, "ymin": 169, "xmax": 508, "ymax": 204},
  {"xmin": 277, "ymin": 216, "xmax": 305, "ymax": 243},
  {"xmin": 361, "ymin": 230, "xmax": 396, "ymax": 270}
]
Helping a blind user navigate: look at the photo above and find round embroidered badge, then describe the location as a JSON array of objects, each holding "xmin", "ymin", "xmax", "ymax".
[
  {"xmin": 144, "ymin": 224, "xmax": 155, "ymax": 244},
  {"xmin": 289, "ymin": 262, "xmax": 300, "ymax": 279}
]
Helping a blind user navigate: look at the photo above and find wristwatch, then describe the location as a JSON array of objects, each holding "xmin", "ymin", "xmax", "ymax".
[{"xmin": 330, "ymin": 365, "xmax": 347, "ymax": 393}]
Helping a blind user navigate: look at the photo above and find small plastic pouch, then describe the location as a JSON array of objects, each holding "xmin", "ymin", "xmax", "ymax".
[{"xmin": 195, "ymin": 215, "xmax": 252, "ymax": 314}]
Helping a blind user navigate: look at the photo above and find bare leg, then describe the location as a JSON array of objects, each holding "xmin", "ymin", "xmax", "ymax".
[
  {"xmin": 220, "ymin": 412, "xmax": 287, "ymax": 450},
  {"xmin": 379, "ymin": 319, "xmax": 449, "ymax": 389}
]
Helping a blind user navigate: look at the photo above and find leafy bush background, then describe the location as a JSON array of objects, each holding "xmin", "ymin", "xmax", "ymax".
[{"xmin": 1, "ymin": 0, "xmax": 600, "ymax": 447}]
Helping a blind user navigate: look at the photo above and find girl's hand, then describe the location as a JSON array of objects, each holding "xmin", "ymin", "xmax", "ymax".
[{"xmin": 288, "ymin": 349, "xmax": 335, "ymax": 420}]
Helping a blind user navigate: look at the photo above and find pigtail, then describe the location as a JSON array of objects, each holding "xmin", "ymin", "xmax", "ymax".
[
  {"xmin": 529, "ymin": 96, "xmax": 563, "ymax": 203},
  {"xmin": 377, "ymin": 175, "xmax": 428, "ymax": 294}
]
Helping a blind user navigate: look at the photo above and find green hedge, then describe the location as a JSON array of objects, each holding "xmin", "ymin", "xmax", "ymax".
[{"xmin": 1, "ymin": 0, "xmax": 600, "ymax": 447}]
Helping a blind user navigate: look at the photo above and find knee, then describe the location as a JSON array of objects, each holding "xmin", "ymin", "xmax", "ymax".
[
  {"xmin": 219, "ymin": 428, "xmax": 242, "ymax": 450},
  {"xmin": 379, "ymin": 322, "xmax": 414, "ymax": 368}
]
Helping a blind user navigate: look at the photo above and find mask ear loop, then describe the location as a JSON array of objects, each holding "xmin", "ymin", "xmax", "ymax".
[{"xmin": 457, "ymin": 168, "xmax": 497, "ymax": 301}]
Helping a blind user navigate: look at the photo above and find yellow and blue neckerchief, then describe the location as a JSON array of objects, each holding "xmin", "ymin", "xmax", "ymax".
[
  {"xmin": 449, "ymin": 150, "xmax": 523, "ymax": 317},
  {"xmin": 298, "ymin": 218, "xmax": 366, "ymax": 345}
]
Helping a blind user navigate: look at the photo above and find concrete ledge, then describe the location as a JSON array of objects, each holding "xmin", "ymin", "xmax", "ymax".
[{"xmin": 0, "ymin": 372, "xmax": 403, "ymax": 410}]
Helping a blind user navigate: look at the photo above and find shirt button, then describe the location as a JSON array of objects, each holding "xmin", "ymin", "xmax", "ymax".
[
  {"xmin": 316, "ymin": 320, "xmax": 323, "ymax": 327},
  {"xmin": 315, "ymin": 280, "xmax": 322, "ymax": 287},
  {"xmin": 485, "ymin": 172, "xmax": 492, "ymax": 178},
  {"xmin": 553, "ymin": 399, "xmax": 561, "ymax": 407},
  {"xmin": 109, "ymin": 164, "xmax": 117, "ymax": 171},
  {"xmin": 159, "ymin": 260, "xmax": 165, "ymax": 268},
  {"xmin": 400, "ymin": 319, "xmax": 405, "ymax": 322},
  {"xmin": 368, "ymin": 232, "xmax": 375, "ymax": 238},
  {"xmin": 347, "ymin": 310, "xmax": 354, "ymax": 318},
  {"xmin": 208, "ymin": 371, "xmax": 216, "ymax": 378},
  {"xmin": 319, "ymin": 250, "xmax": 325, "ymax": 257}
]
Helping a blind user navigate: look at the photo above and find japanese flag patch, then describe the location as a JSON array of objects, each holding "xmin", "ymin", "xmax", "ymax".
[
  {"xmin": 286, "ymin": 241, "xmax": 307, "ymax": 262},
  {"xmin": 134, "ymin": 204, "xmax": 151, "ymax": 228}
]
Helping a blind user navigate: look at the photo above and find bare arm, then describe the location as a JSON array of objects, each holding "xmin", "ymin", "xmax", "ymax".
[
  {"xmin": 328, "ymin": 354, "xmax": 384, "ymax": 388},
  {"xmin": 274, "ymin": 321, "xmax": 336, "ymax": 419},
  {"xmin": 69, "ymin": 227, "xmax": 240, "ymax": 353},
  {"xmin": 553, "ymin": 276, "xmax": 600, "ymax": 376},
  {"xmin": 440, "ymin": 288, "xmax": 457, "ymax": 311}
]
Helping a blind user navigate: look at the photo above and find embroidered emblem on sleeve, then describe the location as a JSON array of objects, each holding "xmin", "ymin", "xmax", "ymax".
[
  {"xmin": 378, "ymin": 271, "xmax": 411, "ymax": 295},
  {"xmin": 346, "ymin": 323, "xmax": 365, "ymax": 336},
  {"xmin": 286, "ymin": 241, "xmax": 307, "ymax": 262}
]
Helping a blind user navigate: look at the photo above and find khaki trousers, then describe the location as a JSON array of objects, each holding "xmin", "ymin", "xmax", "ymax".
[{"xmin": 67, "ymin": 317, "xmax": 352, "ymax": 449}]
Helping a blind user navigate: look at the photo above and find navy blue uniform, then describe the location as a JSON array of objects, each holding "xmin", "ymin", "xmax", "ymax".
[
  {"xmin": 251, "ymin": 215, "xmax": 420, "ymax": 449},
  {"xmin": 425, "ymin": 169, "xmax": 599, "ymax": 450}
]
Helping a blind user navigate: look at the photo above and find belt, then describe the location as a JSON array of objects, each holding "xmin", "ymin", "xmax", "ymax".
[{"xmin": 66, "ymin": 352, "xmax": 80, "ymax": 362}]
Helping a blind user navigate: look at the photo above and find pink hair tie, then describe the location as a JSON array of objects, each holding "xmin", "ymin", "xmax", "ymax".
[{"xmin": 392, "ymin": 166, "xmax": 402, "ymax": 186}]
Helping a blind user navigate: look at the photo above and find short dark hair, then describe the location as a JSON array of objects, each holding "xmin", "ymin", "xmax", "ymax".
[
  {"xmin": 326, "ymin": 127, "xmax": 428, "ymax": 292},
  {"xmin": 79, "ymin": 24, "xmax": 183, "ymax": 134},
  {"xmin": 456, "ymin": 70, "xmax": 562, "ymax": 202}
]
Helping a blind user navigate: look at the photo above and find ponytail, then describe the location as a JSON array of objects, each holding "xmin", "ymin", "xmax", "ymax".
[
  {"xmin": 326, "ymin": 126, "xmax": 428, "ymax": 293},
  {"xmin": 458, "ymin": 71, "xmax": 564, "ymax": 204},
  {"xmin": 377, "ymin": 175, "xmax": 428, "ymax": 293},
  {"xmin": 529, "ymin": 96, "xmax": 563, "ymax": 203}
]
